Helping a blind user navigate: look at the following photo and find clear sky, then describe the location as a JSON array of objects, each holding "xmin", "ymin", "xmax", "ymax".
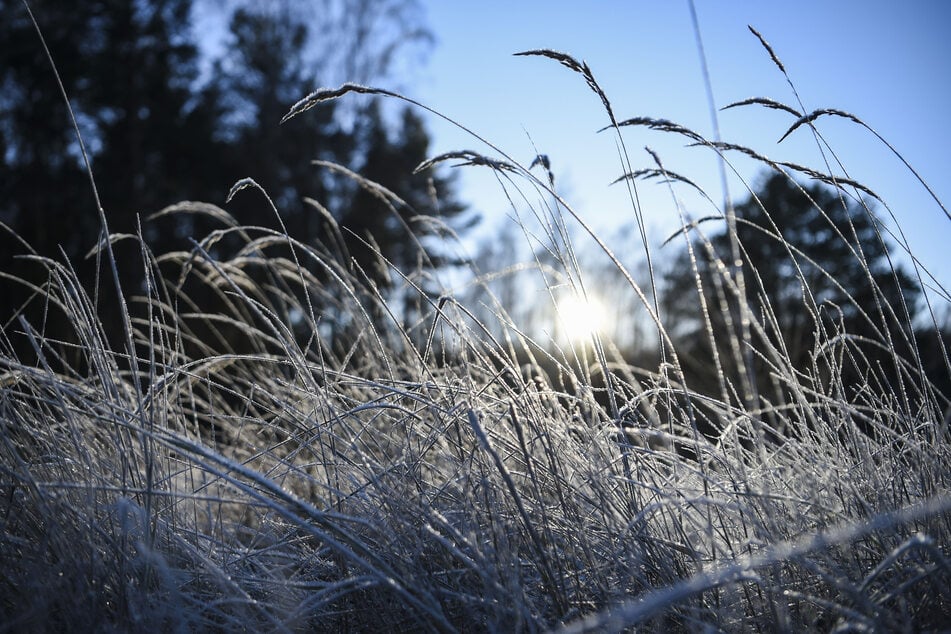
[{"xmin": 412, "ymin": 1, "xmax": 951, "ymax": 308}]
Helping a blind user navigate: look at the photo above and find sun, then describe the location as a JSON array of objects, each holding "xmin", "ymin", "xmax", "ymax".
[{"xmin": 555, "ymin": 292, "xmax": 607, "ymax": 344}]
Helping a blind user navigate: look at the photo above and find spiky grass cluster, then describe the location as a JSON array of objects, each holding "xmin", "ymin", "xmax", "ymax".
[{"xmin": 2, "ymin": 30, "xmax": 950, "ymax": 634}]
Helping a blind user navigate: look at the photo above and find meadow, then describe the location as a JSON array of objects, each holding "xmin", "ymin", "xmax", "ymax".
[{"xmin": 1, "ymin": 26, "xmax": 949, "ymax": 633}]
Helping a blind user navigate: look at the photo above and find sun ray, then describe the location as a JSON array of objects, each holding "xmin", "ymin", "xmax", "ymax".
[{"xmin": 555, "ymin": 292, "xmax": 606, "ymax": 344}]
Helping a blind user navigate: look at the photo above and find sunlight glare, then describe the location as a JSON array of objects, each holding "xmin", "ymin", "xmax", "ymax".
[{"xmin": 556, "ymin": 293, "xmax": 606, "ymax": 344}]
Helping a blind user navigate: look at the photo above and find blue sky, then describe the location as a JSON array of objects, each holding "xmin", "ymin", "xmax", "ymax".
[{"xmin": 412, "ymin": 1, "xmax": 951, "ymax": 307}]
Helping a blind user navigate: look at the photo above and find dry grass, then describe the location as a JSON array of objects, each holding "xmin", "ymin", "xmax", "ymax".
[{"xmin": 2, "ymin": 22, "xmax": 950, "ymax": 634}]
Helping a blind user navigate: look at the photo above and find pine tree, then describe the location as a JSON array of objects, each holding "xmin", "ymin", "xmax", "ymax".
[
  {"xmin": 1, "ymin": 0, "xmax": 473, "ymax": 359},
  {"xmin": 0, "ymin": 0, "xmax": 225, "ymax": 365},
  {"xmin": 341, "ymin": 100, "xmax": 472, "ymax": 290},
  {"xmin": 661, "ymin": 172, "xmax": 921, "ymax": 423}
]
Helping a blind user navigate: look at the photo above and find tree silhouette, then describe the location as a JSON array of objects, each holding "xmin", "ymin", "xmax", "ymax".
[
  {"xmin": 208, "ymin": 5, "xmax": 473, "ymax": 340},
  {"xmin": 661, "ymin": 172, "xmax": 922, "ymax": 431},
  {"xmin": 341, "ymin": 100, "xmax": 473, "ymax": 290},
  {"xmin": 210, "ymin": 6, "xmax": 342, "ymax": 233},
  {"xmin": 0, "ymin": 0, "xmax": 472, "ymax": 362},
  {"xmin": 0, "ymin": 0, "xmax": 224, "ymax": 366}
]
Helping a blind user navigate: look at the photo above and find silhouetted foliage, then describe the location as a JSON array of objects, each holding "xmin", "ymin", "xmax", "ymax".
[
  {"xmin": 342, "ymin": 100, "xmax": 474, "ymax": 288},
  {"xmin": 660, "ymin": 172, "xmax": 924, "ymax": 436},
  {"xmin": 0, "ymin": 0, "xmax": 472, "ymax": 363},
  {"xmin": 209, "ymin": 6, "xmax": 342, "ymax": 231},
  {"xmin": 1, "ymin": 0, "xmax": 225, "ymax": 367}
]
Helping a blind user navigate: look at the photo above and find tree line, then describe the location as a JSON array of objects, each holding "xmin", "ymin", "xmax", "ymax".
[
  {"xmin": 0, "ymin": 0, "xmax": 472, "ymax": 362},
  {"xmin": 467, "ymin": 172, "xmax": 949, "ymax": 439}
]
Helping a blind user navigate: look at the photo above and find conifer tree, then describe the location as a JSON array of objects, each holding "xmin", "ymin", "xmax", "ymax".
[{"xmin": 661, "ymin": 172, "xmax": 920, "ymax": 417}]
